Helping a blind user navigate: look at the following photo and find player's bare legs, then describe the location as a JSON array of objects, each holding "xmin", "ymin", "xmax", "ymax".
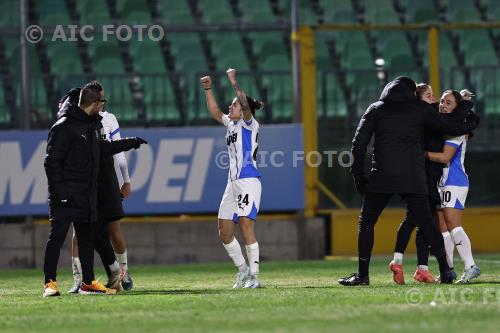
[
  {"xmin": 238, "ymin": 217, "xmax": 257, "ymax": 245},
  {"xmin": 108, "ymin": 220, "xmax": 133, "ymax": 290},
  {"xmin": 108, "ymin": 221, "xmax": 126, "ymax": 253}
]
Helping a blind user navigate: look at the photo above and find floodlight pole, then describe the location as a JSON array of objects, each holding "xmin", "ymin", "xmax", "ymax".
[{"xmin": 20, "ymin": 0, "xmax": 31, "ymax": 129}]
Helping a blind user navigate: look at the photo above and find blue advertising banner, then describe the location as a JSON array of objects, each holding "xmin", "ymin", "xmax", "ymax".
[{"xmin": 0, "ymin": 125, "xmax": 304, "ymax": 216}]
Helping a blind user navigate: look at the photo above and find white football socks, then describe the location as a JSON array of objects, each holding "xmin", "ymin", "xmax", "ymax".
[
  {"xmin": 109, "ymin": 261, "xmax": 121, "ymax": 274},
  {"xmin": 451, "ymin": 226, "xmax": 476, "ymax": 269},
  {"xmin": 223, "ymin": 238, "xmax": 248, "ymax": 273},
  {"xmin": 71, "ymin": 257, "xmax": 82, "ymax": 278},
  {"xmin": 442, "ymin": 231, "xmax": 455, "ymax": 268},
  {"xmin": 246, "ymin": 242, "xmax": 260, "ymax": 276},
  {"xmin": 116, "ymin": 250, "xmax": 128, "ymax": 271},
  {"xmin": 393, "ymin": 252, "xmax": 404, "ymax": 265}
]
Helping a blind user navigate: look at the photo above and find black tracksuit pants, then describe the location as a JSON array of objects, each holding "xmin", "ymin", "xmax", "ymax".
[
  {"xmin": 393, "ymin": 196, "xmax": 437, "ymax": 266},
  {"xmin": 43, "ymin": 221, "xmax": 115, "ymax": 284},
  {"xmin": 357, "ymin": 192, "xmax": 448, "ymax": 277}
]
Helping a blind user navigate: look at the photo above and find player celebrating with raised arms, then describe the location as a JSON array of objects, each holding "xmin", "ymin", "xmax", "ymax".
[{"xmin": 200, "ymin": 68, "xmax": 264, "ymax": 288}]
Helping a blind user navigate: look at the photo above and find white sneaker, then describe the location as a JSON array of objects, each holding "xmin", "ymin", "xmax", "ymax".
[
  {"xmin": 43, "ymin": 280, "xmax": 60, "ymax": 297},
  {"xmin": 106, "ymin": 268, "xmax": 124, "ymax": 291},
  {"xmin": 456, "ymin": 265, "xmax": 481, "ymax": 283},
  {"xmin": 243, "ymin": 275, "xmax": 261, "ymax": 289},
  {"xmin": 67, "ymin": 278, "xmax": 81, "ymax": 294},
  {"xmin": 121, "ymin": 270, "xmax": 133, "ymax": 291},
  {"xmin": 232, "ymin": 267, "xmax": 250, "ymax": 289}
]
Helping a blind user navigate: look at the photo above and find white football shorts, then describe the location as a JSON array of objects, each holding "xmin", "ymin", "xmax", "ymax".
[
  {"xmin": 438, "ymin": 185, "xmax": 468, "ymax": 210},
  {"xmin": 218, "ymin": 177, "xmax": 262, "ymax": 223}
]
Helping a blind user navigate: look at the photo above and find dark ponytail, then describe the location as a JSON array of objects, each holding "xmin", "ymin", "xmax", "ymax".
[{"xmin": 246, "ymin": 95, "xmax": 264, "ymax": 116}]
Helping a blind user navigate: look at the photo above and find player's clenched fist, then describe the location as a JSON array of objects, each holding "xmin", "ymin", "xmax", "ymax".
[
  {"xmin": 200, "ymin": 76, "xmax": 211, "ymax": 89},
  {"xmin": 226, "ymin": 68, "xmax": 236, "ymax": 83}
]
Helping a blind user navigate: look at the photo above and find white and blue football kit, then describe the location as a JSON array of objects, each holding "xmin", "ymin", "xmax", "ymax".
[
  {"xmin": 218, "ymin": 114, "xmax": 262, "ymax": 222},
  {"xmin": 438, "ymin": 135, "xmax": 468, "ymax": 210},
  {"xmin": 99, "ymin": 111, "xmax": 130, "ymax": 183}
]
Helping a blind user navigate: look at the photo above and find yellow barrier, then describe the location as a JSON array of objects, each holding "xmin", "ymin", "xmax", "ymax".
[{"xmin": 330, "ymin": 207, "xmax": 500, "ymax": 255}]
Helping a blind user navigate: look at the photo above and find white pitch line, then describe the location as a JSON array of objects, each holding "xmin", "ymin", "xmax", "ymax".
[{"xmin": 475, "ymin": 259, "xmax": 500, "ymax": 265}]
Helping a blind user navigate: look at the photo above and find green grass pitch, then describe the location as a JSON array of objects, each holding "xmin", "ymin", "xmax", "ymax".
[{"xmin": 1, "ymin": 255, "xmax": 499, "ymax": 333}]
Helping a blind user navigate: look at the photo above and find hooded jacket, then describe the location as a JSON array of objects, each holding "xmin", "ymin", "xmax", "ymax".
[
  {"xmin": 58, "ymin": 88, "xmax": 125, "ymax": 222},
  {"xmin": 44, "ymin": 98, "xmax": 140, "ymax": 223},
  {"xmin": 350, "ymin": 77, "xmax": 479, "ymax": 195}
]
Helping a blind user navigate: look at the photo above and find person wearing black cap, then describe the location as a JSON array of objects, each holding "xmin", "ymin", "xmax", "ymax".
[{"xmin": 338, "ymin": 76, "xmax": 480, "ymax": 286}]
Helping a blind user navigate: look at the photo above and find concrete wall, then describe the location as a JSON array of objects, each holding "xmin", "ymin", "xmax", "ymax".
[
  {"xmin": 0, "ymin": 217, "xmax": 325, "ymax": 269},
  {"xmin": 330, "ymin": 207, "xmax": 500, "ymax": 255}
]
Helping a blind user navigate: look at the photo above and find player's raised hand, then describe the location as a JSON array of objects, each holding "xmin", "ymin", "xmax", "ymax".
[
  {"xmin": 226, "ymin": 68, "xmax": 236, "ymax": 83},
  {"xmin": 200, "ymin": 76, "xmax": 212, "ymax": 90}
]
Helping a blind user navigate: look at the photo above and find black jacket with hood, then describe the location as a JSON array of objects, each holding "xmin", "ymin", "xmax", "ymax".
[
  {"xmin": 350, "ymin": 77, "xmax": 479, "ymax": 195},
  {"xmin": 44, "ymin": 94, "xmax": 140, "ymax": 223}
]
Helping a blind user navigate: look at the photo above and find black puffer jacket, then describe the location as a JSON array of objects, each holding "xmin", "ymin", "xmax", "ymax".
[
  {"xmin": 423, "ymin": 103, "xmax": 445, "ymax": 204},
  {"xmin": 351, "ymin": 77, "xmax": 479, "ymax": 195},
  {"xmin": 59, "ymin": 87, "xmax": 125, "ymax": 222},
  {"xmin": 44, "ymin": 101, "xmax": 140, "ymax": 223}
]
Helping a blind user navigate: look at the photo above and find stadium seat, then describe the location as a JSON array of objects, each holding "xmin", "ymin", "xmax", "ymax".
[
  {"xmin": 88, "ymin": 40, "xmax": 125, "ymax": 74},
  {"xmin": 30, "ymin": 78, "xmax": 50, "ymax": 119},
  {"xmin": 262, "ymin": 74, "xmax": 292, "ymax": 120},
  {"xmin": 444, "ymin": 0, "xmax": 481, "ymax": 23},
  {"xmin": 117, "ymin": 0, "xmax": 151, "ymax": 21},
  {"xmin": 380, "ymin": 34, "xmax": 413, "ymax": 68},
  {"xmin": 322, "ymin": 72, "xmax": 347, "ymax": 117},
  {"xmin": 298, "ymin": 0, "xmax": 319, "ymax": 26},
  {"xmin": 0, "ymin": 0, "xmax": 20, "ymax": 28},
  {"xmin": 322, "ymin": 0, "xmax": 356, "ymax": 23},
  {"xmin": 250, "ymin": 32, "xmax": 288, "ymax": 59},
  {"xmin": 46, "ymin": 42, "xmax": 83, "ymax": 76},
  {"xmin": 142, "ymin": 76, "xmax": 179, "ymax": 122},
  {"xmin": 129, "ymin": 40, "xmax": 166, "ymax": 74},
  {"xmin": 208, "ymin": 32, "xmax": 249, "ymax": 70},
  {"xmin": 77, "ymin": 1, "xmax": 111, "ymax": 25},
  {"xmin": 175, "ymin": 56, "xmax": 208, "ymax": 76},
  {"xmin": 198, "ymin": 0, "xmax": 235, "ymax": 23},
  {"xmin": 364, "ymin": 2, "xmax": 400, "ymax": 24},
  {"xmin": 261, "ymin": 55, "xmax": 291, "ymax": 70},
  {"xmin": 460, "ymin": 31, "xmax": 498, "ymax": 67},
  {"xmin": 95, "ymin": 58, "xmax": 125, "ymax": 75},
  {"xmin": 169, "ymin": 33, "xmax": 205, "ymax": 65},
  {"xmin": 37, "ymin": 0, "xmax": 70, "ymax": 26},
  {"xmin": 158, "ymin": 0, "xmax": 194, "ymax": 24},
  {"xmin": 240, "ymin": 0, "xmax": 276, "ymax": 22}
]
